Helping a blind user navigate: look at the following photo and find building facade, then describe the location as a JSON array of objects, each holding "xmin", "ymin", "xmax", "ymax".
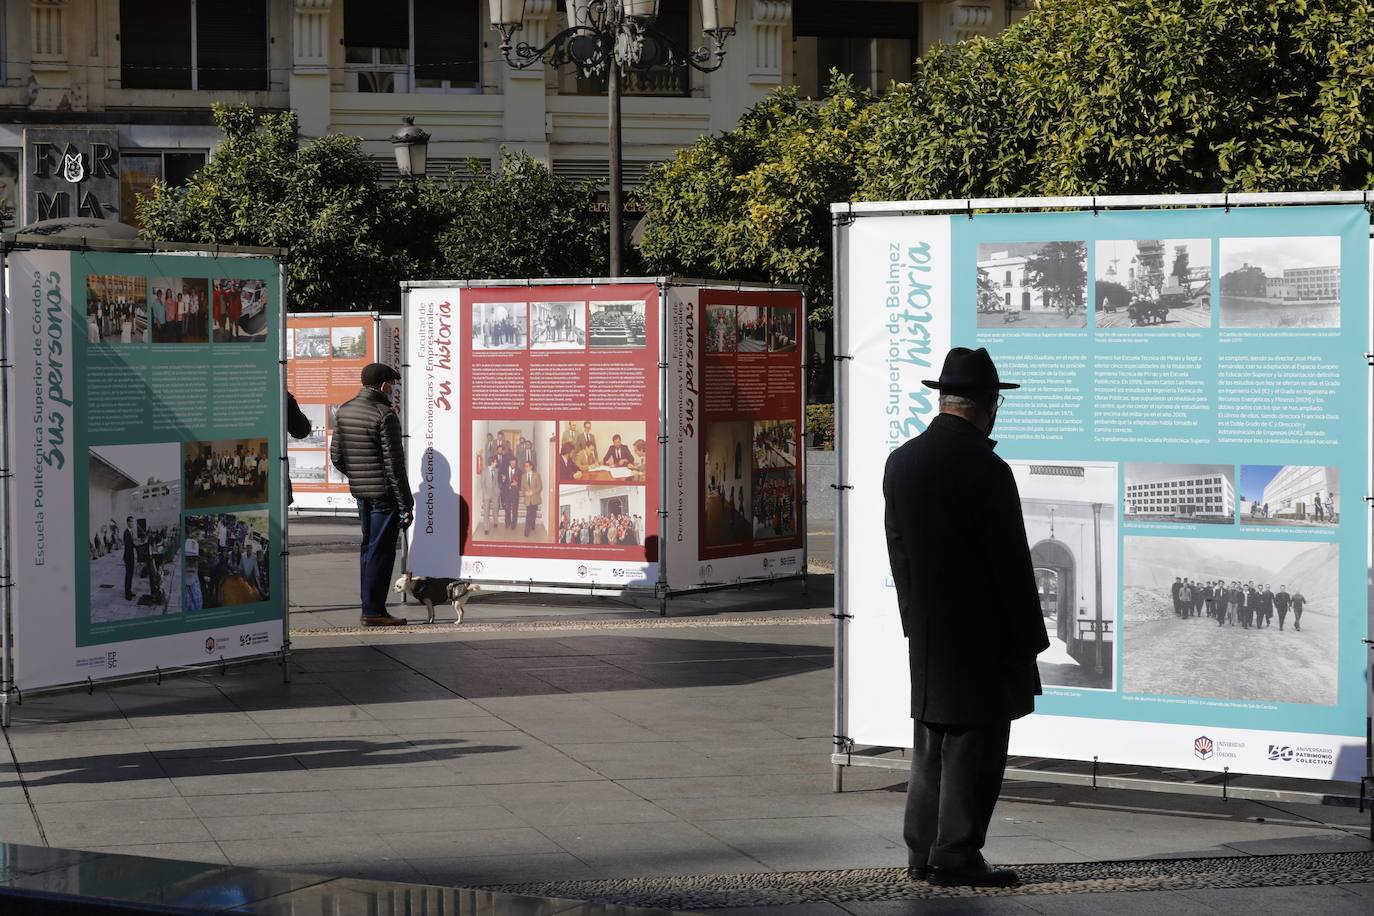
[
  {"xmin": 977, "ymin": 248, "xmax": 1049, "ymax": 313},
  {"xmin": 0, "ymin": 1, "xmax": 1025, "ymax": 228},
  {"xmin": 1281, "ymin": 265, "xmax": 1340, "ymax": 301},
  {"xmin": 1260, "ymin": 465, "xmax": 1338, "ymax": 520},
  {"xmin": 1125, "ymin": 472, "xmax": 1235, "ymax": 521}
]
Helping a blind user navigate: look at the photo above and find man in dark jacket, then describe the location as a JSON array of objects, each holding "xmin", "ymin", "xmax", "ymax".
[
  {"xmin": 122, "ymin": 515, "xmax": 137, "ymax": 601},
  {"xmin": 883, "ymin": 347, "xmax": 1047, "ymax": 888},
  {"xmin": 330, "ymin": 364, "xmax": 412, "ymax": 626}
]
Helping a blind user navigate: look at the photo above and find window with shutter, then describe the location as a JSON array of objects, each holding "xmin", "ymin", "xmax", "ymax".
[
  {"xmin": 792, "ymin": 0, "xmax": 918, "ymax": 98},
  {"xmin": 414, "ymin": 0, "xmax": 480, "ymax": 88},
  {"xmin": 344, "ymin": 0, "xmax": 410, "ymax": 92},
  {"xmin": 197, "ymin": 0, "xmax": 269, "ymax": 90},
  {"xmin": 120, "ymin": 0, "xmax": 193, "ymax": 90}
]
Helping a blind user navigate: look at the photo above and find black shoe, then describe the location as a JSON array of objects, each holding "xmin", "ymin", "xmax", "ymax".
[
  {"xmin": 906, "ymin": 865, "xmax": 928, "ymax": 882},
  {"xmin": 929, "ymin": 861, "xmax": 1019, "ymax": 888}
]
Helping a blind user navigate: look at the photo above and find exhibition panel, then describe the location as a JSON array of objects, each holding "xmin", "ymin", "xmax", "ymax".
[
  {"xmin": 403, "ymin": 279, "xmax": 805, "ymax": 597},
  {"xmin": 834, "ymin": 196, "xmax": 1371, "ymax": 783},
  {"xmin": 3, "ymin": 242, "xmax": 289, "ymax": 696}
]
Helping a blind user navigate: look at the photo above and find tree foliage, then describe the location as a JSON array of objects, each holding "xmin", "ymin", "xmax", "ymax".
[
  {"xmin": 639, "ymin": 0, "xmax": 1374, "ymax": 325},
  {"xmin": 138, "ymin": 106, "xmax": 607, "ymax": 310}
]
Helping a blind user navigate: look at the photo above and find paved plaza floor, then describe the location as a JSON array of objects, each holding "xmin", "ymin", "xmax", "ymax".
[{"xmin": 0, "ymin": 515, "xmax": 1369, "ymax": 913}]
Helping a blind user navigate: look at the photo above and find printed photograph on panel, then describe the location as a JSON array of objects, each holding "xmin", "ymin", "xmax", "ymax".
[
  {"xmin": 1219, "ymin": 236, "xmax": 1341, "ymax": 328},
  {"xmin": 212, "ymin": 278, "xmax": 269, "ymax": 342},
  {"xmin": 976, "ymin": 241, "xmax": 1088, "ymax": 328},
  {"xmin": 185, "ymin": 510, "xmax": 270, "ymax": 609},
  {"xmin": 88, "ymin": 444, "xmax": 183, "ymax": 623},
  {"xmin": 753, "ymin": 419, "xmax": 798, "ymax": 468},
  {"xmin": 294, "ymin": 327, "xmax": 331, "ymax": 358},
  {"xmin": 150, "ymin": 277, "xmax": 210, "ymax": 343},
  {"xmin": 555, "ymin": 420, "xmax": 647, "ymax": 482},
  {"xmin": 769, "ymin": 305, "xmax": 799, "ymax": 352},
  {"xmin": 752, "ymin": 470, "xmax": 798, "ymax": 540},
  {"xmin": 737, "ymin": 305, "xmax": 768, "ymax": 352},
  {"xmin": 703, "ymin": 421, "xmax": 753, "ymax": 546},
  {"xmin": 1095, "ymin": 239, "xmax": 1211, "ymax": 328},
  {"xmin": 1240, "ymin": 465, "xmax": 1339, "ymax": 527},
  {"xmin": 86, "ymin": 274, "xmax": 148, "ymax": 345},
  {"xmin": 287, "ymin": 449, "xmax": 326, "ymax": 484},
  {"xmin": 1124, "ymin": 463, "xmax": 1235, "ymax": 525},
  {"xmin": 471, "ymin": 420, "xmax": 557, "ymax": 543},
  {"xmin": 1011, "ymin": 460, "xmax": 1118, "ymax": 690},
  {"xmin": 299, "ymin": 403, "xmax": 326, "ymax": 446},
  {"xmin": 589, "ymin": 301, "xmax": 647, "ymax": 348},
  {"xmin": 0, "ymin": 150, "xmax": 17, "ymax": 228},
  {"xmin": 531, "ymin": 301, "xmax": 586, "ymax": 349},
  {"xmin": 705, "ymin": 305, "xmax": 737, "ymax": 353},
  {"xmin": 285, "ymin": 328, "xmax": 294, "ymax": 356},
  {"xmin": 324, "ymin": 437, "xmax": 347, "ymax": 485},
  {"xmin": 557, "ymin": 485, "xmax": 646, "ymax": 548},
  {"xmin": 1122, "ymin": 536, "xmax": 1338, "ymax": 705},
  {"xmin": 184, "ymin": 437, "xmax": 270, "ymax": 509},
  {"xmin": 473, "ymin": 302, "xmax": 528, "ymax": 350},
  {"xmin": 330, "ymin": 325, "xmax": 368, "ymax": 359}
]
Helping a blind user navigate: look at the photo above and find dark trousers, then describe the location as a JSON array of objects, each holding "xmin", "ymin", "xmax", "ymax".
[
  {"xmin": 358, "ymin": 499, "xmax": 400, "ymax": 616},
  {"xmin": 904, "ymin": 718, "xmax": 1011, "ymax": 870},
  {"xmin": 124, "ymin": 558, "xmax": 135, "ymax": 598}
]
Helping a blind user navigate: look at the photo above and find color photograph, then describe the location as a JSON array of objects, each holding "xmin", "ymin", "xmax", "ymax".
[
  {"xmin": 703, "ymin": 421, "xmax": 752, "ymax": 547},
  {"xmin": 212, "ymin": 278, "xmax": 269, "ymax": 342},
  {"xmin": 1124, "ymin": 463, "xmax": 1236, "ymax": 525},
  {"xmin": 557, "ymin": 485, "xmax": 646, "ymax": 548},
  {"xmin": 88, "ymin": 443, "xmax": 183, "ymax": 623},
  {"xmin": 589, "ymin": 301, "xmax": 647, "ymax": 348},
  {"xmin": 753, "ymin": 419, "xmax": 798, "ymax": 469},
  {"xmin": 705, "ymin": 305, "xmax": 737, "ymax": 353},
  {"xmin": 1240, "ymin": 465, "xmax": 1339, "ymax": 527},
  {"xmin": 1122, "ymin": 536, "xmax": 1338, "ymax": 705},
  {"xmin": 768, "ymin": 305, "xmax": 799, "ymax": 352},
  {"xmin": 85, "ymin": 274, "xmax": 148, "ymax": 345},
  {"xmin": 976, "ymin": 241, "xmax": 1088, "ymax": 328},
  {"xmin": 331, "ymin": 325, "xmax": 368, "ymax": 359},
  {"xmin": 150, "ymin": 277, "xmax": 210, "ymax": 344},
  {"xmin": 185, "ymin": 510, "xmax": 270, "ymax": 610},
  {"xmin": 1095, "ymin": 238, "xmax": 1211, "ymax": 328},
  {"xmin": 471, "ymin": 420, "xmax": 557, "ymax": 543},
  {"xmin": 752, "ymin": 469, "xmax": 798, "ymax": 540},
  {"xmin": 556, "ymin": 420, "xmax": 647, "ymax": 483},
  {"xmin": 737, "ymin": 305, "xmax": 768, "ymax": 352},
  {"xmin": 184, "ymin": 437, "xmax": 271, "ymax": 509},
  {"xmin": 1219, "ymin": 236, "xmax": 1341, "ymax": 328}
]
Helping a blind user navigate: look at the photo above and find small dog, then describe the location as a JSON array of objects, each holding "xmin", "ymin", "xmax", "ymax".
[{"xmin": 393, "ymin": 572, "xmax": 481, "ymax": 624}]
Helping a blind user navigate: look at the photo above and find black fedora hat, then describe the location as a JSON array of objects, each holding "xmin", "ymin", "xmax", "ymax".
[{"xmin": 922, "ymin": 347, "xmax": 1019, "ymax": 391}]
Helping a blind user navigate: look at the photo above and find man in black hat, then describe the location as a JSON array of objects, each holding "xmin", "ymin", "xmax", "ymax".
[
  {"xmin": 883, "ymin": 347, "xmax": 1047, "ymax": 888},
  {"xmin": 330, "ymin": 363, "xmax": 412, "ymax": 626}
]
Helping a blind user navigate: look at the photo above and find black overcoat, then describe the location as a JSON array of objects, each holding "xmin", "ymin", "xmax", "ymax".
[{"xmin": 882, "ymin": 412, "xmax": 1049, "ymax": 725}]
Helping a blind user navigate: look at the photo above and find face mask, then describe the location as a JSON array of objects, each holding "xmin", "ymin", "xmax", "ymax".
[{"xmin": 985, "ymin": 401, "xmax": 999, "ymax": 437}]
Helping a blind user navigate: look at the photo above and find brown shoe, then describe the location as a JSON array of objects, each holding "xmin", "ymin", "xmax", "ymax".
[{"xmin": 360, "ymin": 615, "xmax": 407, "ymax": 627}]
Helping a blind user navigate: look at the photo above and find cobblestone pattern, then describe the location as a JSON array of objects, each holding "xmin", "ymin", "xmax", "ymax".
[{"xmin": 489, "ymin": 852, "xmax": 1374, "ymax": 909}]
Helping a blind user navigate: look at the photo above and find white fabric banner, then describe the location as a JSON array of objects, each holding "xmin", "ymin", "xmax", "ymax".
[{"xmin": 403, "ymin": 288, "xmax": 463, "ymax": 576}]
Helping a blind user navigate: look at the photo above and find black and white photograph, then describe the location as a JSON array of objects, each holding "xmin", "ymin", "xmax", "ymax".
[
  {"xmin": 472, "ymin": 420, "xmax": 557, "ymax": 543},
  {"xmin": 212, "ymin": 278, "xmax": 269, "ymax": 342},
  {"xmin": 294, "ymin": 327, "xmax": 331, "ymax": 359},
  {"xmin": 1219, "ymin": 236, "xmax": 1341, "ymax": 328},
  {"xmin": 704, "ymin": 421, "xmax": 752, "ymax": 546},
  {"xmin": 330, "ymin": 325, "xmax": 368, "ymax": 359},
  {"xmin": 737, "ymin": 305, "xmax": 768, "ymax": 352},
  {"xmin": 557, "ymin": 485, "xmax": 646, "ymax": 548},
  {"xmin": 1011, "ymin": 460, "xmax": 1118, "ymax": 690},
  {"xmin": 769, "ymin": 306, "xmax": 798, "ymax": 352},
  {"xmin": 753, "ymin": 419, "xmax": 797, "ymax": 468},
  {"xmin": 326, "ymin": 403, "xmax": 342, "ymax": 430},
  {"xmin": 185, "ymin": 510, "xmax": 270, "ymax": 609},
  {"xmin": 88, "ymin": 443, "xmax": 183, "ymax": 623},
  {"xmin": 184, "ymin": 437, "xmax": 270, "ymax": 509},
  {"xmin": 285, "ymin": 328, "xmax": 295, "ymax": 356},
  {"xmin": 85, "ymin": 274, "xmax": 148, "ymax": 345},
  {"xmin": 556, "ymin": 420, "xmax": 647, "ymax": 482},
  {"xmin": 705, "ymin": 305, "xmax": 737, "ymax": 353},
  {"xmin": 473, "ymin": 302, "xmax": 528, "ymax": 350},
  {"xmin": 299, "ymin": 403, "xmax": 326, "ymax": 446},
  {"xmin": 1240, "ymin": 465, "xmax": 1339, "ymax": 527},
  {"xmin": 752, "ymin": 469, "xmax": 798, "ymax": 540},
  {"xmin": 150, "ymin": 277, "xmax": 210, "ymax": 344},
  {"xmin": 531, "ymin": 301, "xmax": 586, "ymax": 349},
  {"xmin": 589, "ymin": 301, "xmax": 647, "ymax": 348},
  {"xmin": 1124, "ymin": 463, "xmax": 1235, "ymax": 525},
  {"xmin": 1122, "ymin": 536, "xmax": 1338, "ymax": 705},
  {"xmin": 976, "ymin": 241, "xmax": 1088, "ymax": 328},
  {"xmin": 288, "ymin": 449, "xmax": 326, "ymax": 484},
  {"xmin": 1095, "ymin": 238, "xmax": 1211, "ymax": 328}
]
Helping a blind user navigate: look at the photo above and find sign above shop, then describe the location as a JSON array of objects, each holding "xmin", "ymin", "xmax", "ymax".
[{"xmin": 22, "ymin": 128, "xmax": 121, "ymax": 224}]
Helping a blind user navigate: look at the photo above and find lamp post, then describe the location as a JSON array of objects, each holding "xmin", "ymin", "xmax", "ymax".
[
  {"xmin": 390, "ymin": 116, "xmax": 430, "ymax": 180},
  {"xmin": 489, "ymin": 1, "xmax": 737, "ymax": 277}
]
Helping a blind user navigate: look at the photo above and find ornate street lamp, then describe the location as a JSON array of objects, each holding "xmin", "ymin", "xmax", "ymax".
[
  {"xmin": 390, "ymin": 116, "xmax": 430, "ymax": 180},
  {"xmin": 490, "ymin": 1, "xmax": 737, "ymax": 277}
]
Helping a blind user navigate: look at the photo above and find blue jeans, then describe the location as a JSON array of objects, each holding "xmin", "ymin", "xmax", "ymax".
[{"xmin": 358, "ymin": 499, "xmax": 401, "ymax": 616}]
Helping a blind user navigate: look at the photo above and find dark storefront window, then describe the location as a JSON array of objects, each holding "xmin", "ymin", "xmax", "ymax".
[
  {"xmin": 120, "ymin": 150, "xmax": 209, "ymax": 228},
  {"xmin": 793, "ymin": 0, "xmax": 919, "ymax": 97}
]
